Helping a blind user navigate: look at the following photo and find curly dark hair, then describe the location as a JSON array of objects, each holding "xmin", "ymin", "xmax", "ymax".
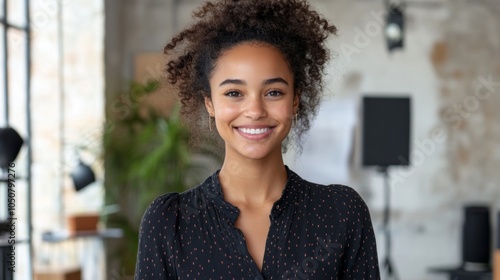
[{"xmin": 163, "ymin": 0, "xmax": 337, "ymax": 149}]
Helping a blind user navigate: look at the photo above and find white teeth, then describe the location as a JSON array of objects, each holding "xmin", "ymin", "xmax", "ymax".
[{"xmin": 239, "ymin": 127, "xmax": 270, "ymax": 135}]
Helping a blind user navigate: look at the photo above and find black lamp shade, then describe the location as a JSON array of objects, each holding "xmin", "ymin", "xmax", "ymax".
[
  {"xmin": 70, "ymin": 160, "xmax": 96, "ymax": 191},
  {"xmin": 0, "ymin": 127, "xmax": 24, "ymax": 169}
]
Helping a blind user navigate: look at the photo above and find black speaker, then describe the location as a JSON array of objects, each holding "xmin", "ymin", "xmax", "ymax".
[
  {"xmin": 495, "ymin": 211, "xmax": 500, "ymax": 279},
  {"xmin": 362, "ymin": 96, "xmax": 411, "ymax": 167},
  {"xmin": 462, "ymin": 205, "xmax": 491, "ymax": 271},
  {"xmin": 497, "ymin": 211, "xmax": 500, "ymax": 250}
]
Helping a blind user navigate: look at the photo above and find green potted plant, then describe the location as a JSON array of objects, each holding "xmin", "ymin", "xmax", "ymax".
[{"xmin": 103, "ymin": 80, "xmax": 221, "ymax": 273}]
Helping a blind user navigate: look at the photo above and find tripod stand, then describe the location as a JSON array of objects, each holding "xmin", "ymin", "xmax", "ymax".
[{"xmin": 378, "ymin": 166, "xmax": 399, "ymax": 280}]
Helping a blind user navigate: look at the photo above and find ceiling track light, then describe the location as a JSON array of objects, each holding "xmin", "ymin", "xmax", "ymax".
[
  {"xmin": 386, "ymin": 4, "xmax": 405, "ymax": 51},
  {"xmin": 383, "ymin": 0, "xmax": 444, "ymax": 52}
]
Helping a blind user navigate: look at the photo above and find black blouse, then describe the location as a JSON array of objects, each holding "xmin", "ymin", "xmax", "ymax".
[{"xmin": 135, "ymin": 167, "xmax": 380, "ymax": 279}]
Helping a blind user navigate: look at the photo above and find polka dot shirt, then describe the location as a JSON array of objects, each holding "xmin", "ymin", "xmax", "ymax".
[{"xmin": 135, "ymin": 167, "xmax": 380, "ymax": 279}]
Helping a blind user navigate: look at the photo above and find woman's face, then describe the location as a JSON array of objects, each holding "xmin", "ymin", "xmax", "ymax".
[{"xmin": 206, "ymin": 42, "xmax": 299, "ymax": 161}]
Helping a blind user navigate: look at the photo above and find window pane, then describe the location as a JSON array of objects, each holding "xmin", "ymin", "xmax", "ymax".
[
  {"xmin": 0, "ymin": 24, "xmax": 5, "ymax": 126},
  {"xmin": 0, "ymin": 0, "xmax": 4, "ymax": 19},
  {"xmin": 7, "ymin": 27, "xmax": 27, "ymax": 134},
  {"xmin": 7, "ymin": 0, "xmax": 27, "ymax": 28},
  {"xmin": 6, "ymin": 25, "xmax": 30, "ymax": 276}
]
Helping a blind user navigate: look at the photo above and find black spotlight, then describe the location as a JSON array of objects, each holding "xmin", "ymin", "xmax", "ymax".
[
  {"xmin": 386, "ymin": 5, "xmax": 405, "ymax": 51},
  {"xmin": 0, "ymin": 127, "xmax": 24, "ymax": 169},
  {"xmin": 70, "ymin": 159, "xmax": 96, "ymax": 191}
]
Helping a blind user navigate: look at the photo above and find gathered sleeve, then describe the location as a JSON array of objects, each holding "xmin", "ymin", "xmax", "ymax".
[
  {"xmin": 336, "ymin": 186, "xmax": 381, "ymax": 279},
  {"xmin": 135, "ymin": 193, "xmax": 180, "ymax": 280}
]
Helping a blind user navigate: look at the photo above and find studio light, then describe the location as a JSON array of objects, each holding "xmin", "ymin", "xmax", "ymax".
[
  {"xmin": 0, "ymin": 127, "xmax": 24, "ymax": 169},
  {"xmin": 386, "ymin": 5, "xmax": 405, "ymax": 51},
  {"xmin": 70, "ymin": 159, "xmax": 96, "ymax": 191}
]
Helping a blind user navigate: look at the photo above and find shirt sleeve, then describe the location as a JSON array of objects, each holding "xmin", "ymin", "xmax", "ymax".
[
  {"xmin": 338, "ymin": 186, "xmax": 381, "ymax": 279},
  {"xmin": 135, "ymin": 193, "xmax": 180, "ymax": 280}
]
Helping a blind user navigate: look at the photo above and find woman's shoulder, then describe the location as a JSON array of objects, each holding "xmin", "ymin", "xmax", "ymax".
[
  {"xmin": 140, "ymin": 192, "xmax": 181, "ymax": 224},
  {"xmin": 292, "ymin": 171, "xmax": 362, "ymax": 199},
  {"xmin": 141, "ymin": 177, "xmax": 210, "ymax": 222},
  {"xmin": 319, "ymin": 183, "xmax": 365, "ymax": 203},
  {"xmin": 148, "ymin": 192, "xmax": 181, "ymax": 209},
  {"xmin": 291, "ymin": 171, "xmax": 371, "ymax": 214}
]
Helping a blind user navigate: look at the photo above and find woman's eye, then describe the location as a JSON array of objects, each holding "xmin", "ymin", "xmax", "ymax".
[
  {"xmin": 267, "ymin": 90, "xmax": 283, "ymax": 97},
  {"xmin": 225, "ymin": 91, "xmax": 242, "ymax": 97}
]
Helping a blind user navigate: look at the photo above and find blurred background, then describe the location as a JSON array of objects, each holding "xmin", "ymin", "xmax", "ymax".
[{"xmin": 0, "ymin": 0, "xmax": 499, "ymax": 279}]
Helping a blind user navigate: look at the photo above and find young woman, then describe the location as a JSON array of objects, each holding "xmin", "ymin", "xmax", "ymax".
[{"xmin": 135, "ymin": 0, "xmax": 380, "ymax": 279}]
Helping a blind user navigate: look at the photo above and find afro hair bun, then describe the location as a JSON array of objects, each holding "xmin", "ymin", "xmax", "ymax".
[{"xmin": 164, "ymin": 0, "xmax": 337, "ymax": 149}]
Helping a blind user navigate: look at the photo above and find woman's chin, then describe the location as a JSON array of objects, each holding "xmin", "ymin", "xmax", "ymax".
[{"xmin": 235, "ymin": 146, "xmax": 282, "ymax": 161}]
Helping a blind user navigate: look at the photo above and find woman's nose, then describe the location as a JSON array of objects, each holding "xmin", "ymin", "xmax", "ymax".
[{"xmin": 244, "ymin": 95, "xmax": 267, "ymax": 120}]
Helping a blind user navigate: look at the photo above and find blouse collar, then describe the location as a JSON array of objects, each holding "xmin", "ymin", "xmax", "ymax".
[{"xmin": 203, "ymin": 166, "xmax": 299, "ymax": 224}]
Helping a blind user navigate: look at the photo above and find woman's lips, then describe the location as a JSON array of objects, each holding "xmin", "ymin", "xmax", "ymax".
[
  {"xmin": 238, "ymin": 127, "xmax": 270, "ymax": 135},
  {"xmin": 235, "ymin": 126, "xmax": 275, "ymax": 140}
]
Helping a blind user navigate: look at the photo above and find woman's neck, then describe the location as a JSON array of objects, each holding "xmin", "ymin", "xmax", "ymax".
[{"xmin": 218, "ymin": 152, "xmax": 288, "ymax": 207}]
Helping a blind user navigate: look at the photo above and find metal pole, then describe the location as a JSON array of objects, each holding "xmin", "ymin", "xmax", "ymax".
[
  {"xmin": 2, "ymin": 0, "xmax": 8, "ymax": 125},
  {"xmin": 384, "ymin": 168, "xmax": 391, "ymax": 271},
  {"xmin": 381, "ymin": 167, "xmax": 399, "ymax": 280},
  {"xmin": 25, "ymin": 0, "xmax": 33, "ymax": 278},
  {"xmin": 58, "ymin": 0, "xmax": 65, "ymax": 228}
]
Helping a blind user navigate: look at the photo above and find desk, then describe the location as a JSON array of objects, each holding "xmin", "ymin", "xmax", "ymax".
[
  {"xmin": 41, "ymin": 228, "xmax": 123, "ymax": 243},
  {"xmin": 431, "ymin": 266, "xmax": 492, "ymax": 280},
  {"xmin": 39, "ymin": 229, "xmax": 123, "ymax": 280}
]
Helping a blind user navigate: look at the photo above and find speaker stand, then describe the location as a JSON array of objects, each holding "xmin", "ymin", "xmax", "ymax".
[{"xmin": 378, "ymin": 166, "xmax": 400, "ymax": 280}]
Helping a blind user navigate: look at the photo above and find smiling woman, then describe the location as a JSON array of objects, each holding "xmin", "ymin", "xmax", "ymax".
[
  {"xmin": 205, "ymin": 43, "xmax": 298, "ymax": 162},
  {"xmin": 135, "ymin": 0, "xmax": 380, "ymax": 279}
]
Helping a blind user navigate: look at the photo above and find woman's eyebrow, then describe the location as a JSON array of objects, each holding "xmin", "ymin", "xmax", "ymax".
[
  {"xmin": 219, "ymin": 77, "xmax": 289, "ymax": 87},
  {"xmin": 263, "ymin": 77, "xmax": 288, "ymax": 86},
  {"xmin": 219, "ymin": 79, "xmax": 246, "ymax": 87}
]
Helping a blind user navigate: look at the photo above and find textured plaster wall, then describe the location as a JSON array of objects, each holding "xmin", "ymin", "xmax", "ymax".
[
  {"xmin": 297, "ymin": 1, "xmax": 500, "ymax": 279},
  {"xmin": 431, "ymin": 1, "xmax": 500, "ymax": 195}
]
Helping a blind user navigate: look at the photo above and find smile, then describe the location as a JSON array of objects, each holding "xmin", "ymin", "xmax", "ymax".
[{"xmin": 238, "ymin": 127, "xmax": 271, "ymax": 135}]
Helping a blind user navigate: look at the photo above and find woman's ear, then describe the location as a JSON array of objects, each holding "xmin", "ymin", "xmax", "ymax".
[
  {"xmin": 205, "ymin": 97, "xmax": 214, "ymax": 116},
  {"xmin": 293, "ymin": 92, "xmax": 300, "ymax": 113}
]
